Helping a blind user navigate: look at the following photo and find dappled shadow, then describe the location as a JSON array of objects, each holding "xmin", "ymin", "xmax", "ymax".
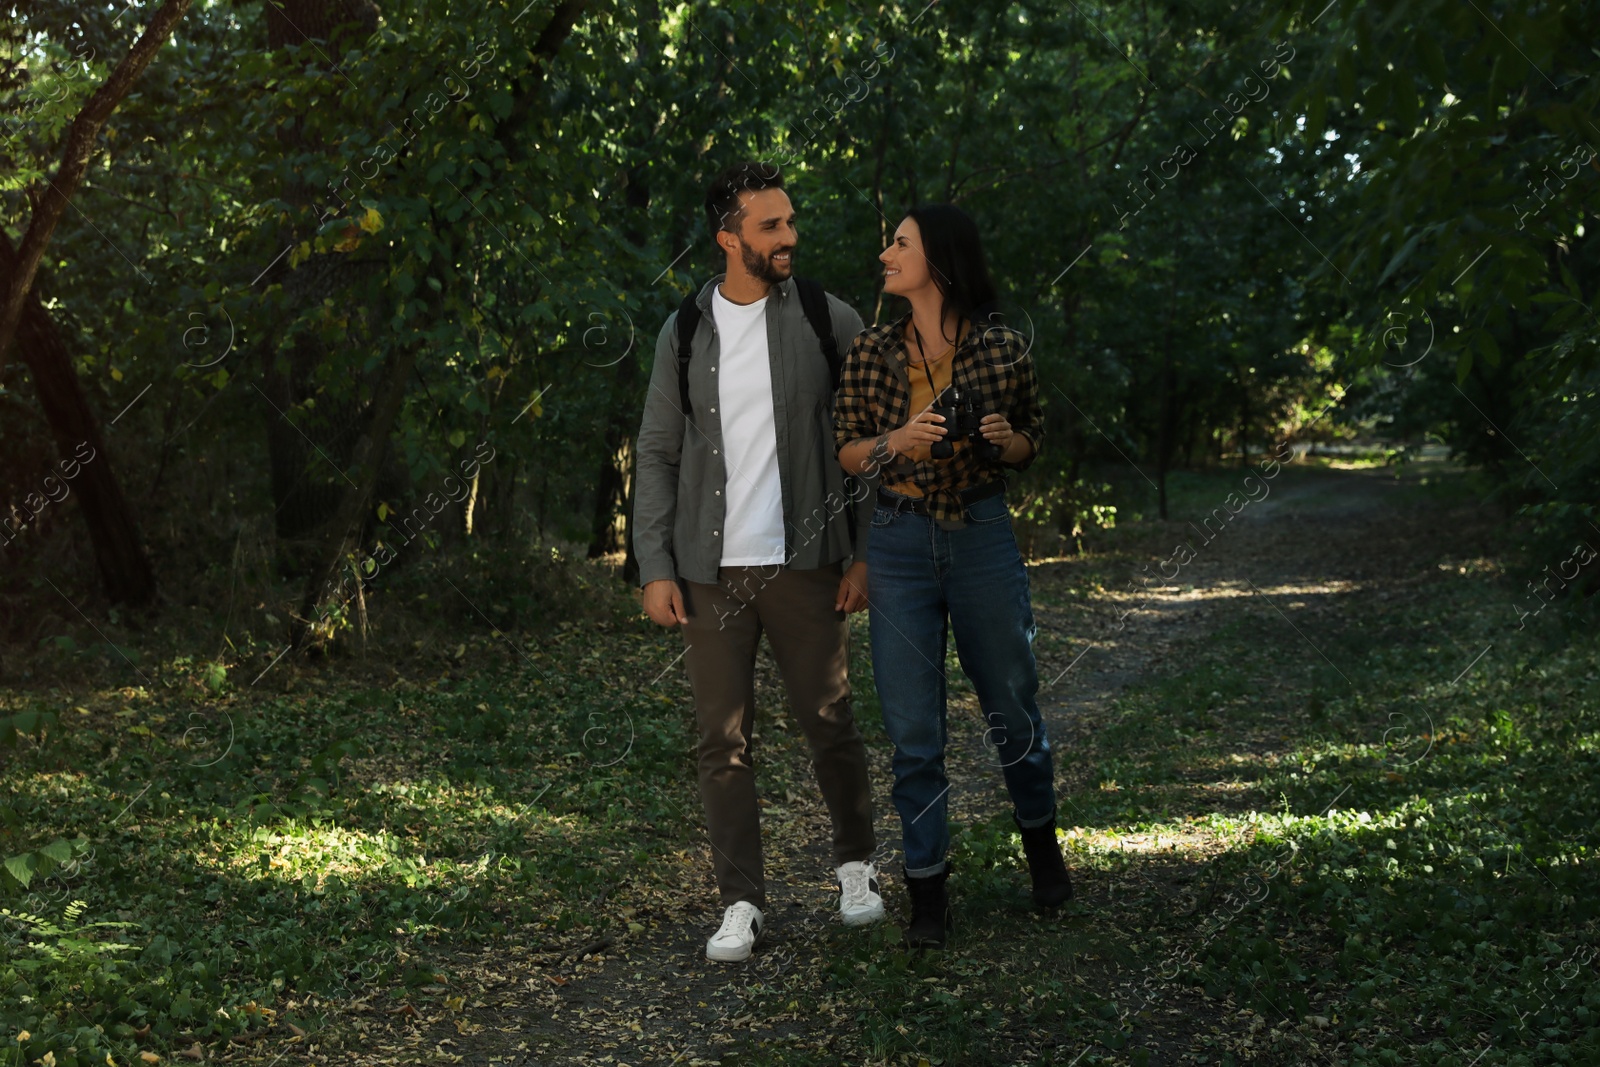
[{"xmin": 12, "ymin": 461, "xmax": 1590, "ymax": 1066}]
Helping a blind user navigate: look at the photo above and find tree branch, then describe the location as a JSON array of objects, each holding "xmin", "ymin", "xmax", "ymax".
[
  {"xmin": 497, "ymin": 0, "xmax": 590, "ymax": 162},
  {"xmin": 0, "ymin": 0, "xmax": 195, "ymax": 380}
]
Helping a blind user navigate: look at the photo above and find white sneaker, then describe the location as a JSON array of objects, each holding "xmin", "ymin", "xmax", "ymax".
[
  {"xmin": 837, "ymin": 860, "xmax": 887, "ymax": 926},
  {"xmin": 705, "ymin": 901, "xmax": 764, "ymax": 962}
]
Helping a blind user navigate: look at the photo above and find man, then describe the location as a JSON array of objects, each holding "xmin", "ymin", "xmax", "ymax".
[{"xmin": 633, "ymin": 161, "xmax": 883, "ymax": 962}]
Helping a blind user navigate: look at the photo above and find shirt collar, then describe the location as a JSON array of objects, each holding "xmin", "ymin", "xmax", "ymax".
[{"xmin": 694, "ymin": 274, "xmax": 793, "ymax": 312}]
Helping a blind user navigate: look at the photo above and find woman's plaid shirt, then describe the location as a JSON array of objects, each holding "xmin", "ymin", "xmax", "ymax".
[{"xmin": 833, "ymin": 313, "xmax": 1043, "ymax": 525}]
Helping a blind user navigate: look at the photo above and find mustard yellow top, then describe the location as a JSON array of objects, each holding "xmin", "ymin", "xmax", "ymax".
[{"xmin": 884, "ymin": 323, "xmax": 966, "ymax": 497}]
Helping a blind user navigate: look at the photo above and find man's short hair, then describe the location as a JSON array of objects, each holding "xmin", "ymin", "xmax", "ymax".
[{"xmin": 704, "ymin": 161, "xmax": 784, "ymax": 242}]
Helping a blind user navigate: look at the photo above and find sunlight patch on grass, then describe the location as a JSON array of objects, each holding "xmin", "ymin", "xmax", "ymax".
[
  {"xmin": 1064, "ymin": 821, "xmax": 1241, "ymax": 857},
  {"xmin": 209, "ymin": 822, "xmax": 412, "ymax": 883},
  {"xmin": 1101, "ymin": 576, "xmax": 1366, "ymax": 617},
  {"xmin": 1325, "ymin": 457, "xmax": 1393, "ymax": 470}
]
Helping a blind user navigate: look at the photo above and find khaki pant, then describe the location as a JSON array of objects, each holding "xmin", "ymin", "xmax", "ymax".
[{"xmin": 680, "ymin": 563, "xmax": 876, "ymax": 909}]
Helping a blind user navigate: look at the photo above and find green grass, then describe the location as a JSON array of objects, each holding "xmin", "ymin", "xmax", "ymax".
[
  {"xmin": 0, "ymin": 622, "xmax": 706, "ymax": 1064},
  {"xmin": 3, "ymin": 464, "xmax": 1596, "ymax": 1065},
  {"xmin": 700, "ymin": 474, "xmax": 1598, "ymax": 1064}
]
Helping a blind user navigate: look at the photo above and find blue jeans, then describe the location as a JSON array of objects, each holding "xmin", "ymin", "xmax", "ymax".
[{"xmin": 867, "ymin": 491, "xmax": 1057, "ymax": 876}]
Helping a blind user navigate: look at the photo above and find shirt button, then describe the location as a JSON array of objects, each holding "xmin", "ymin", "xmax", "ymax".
[
  {"xmin": 713, "ymin": 530, "xmax": 720, "ymax": 537},
  {"xmin": 715, "ymin": 490, "xmax": 722, "ymax": 496},
  {"xmin": 709, "ymin": 406, "xmax": 716, "ymax": 413},
  {"xmin": 711, "ymin": 366, "xmax": 717, "ymax": 373},
  {"xmin": 712, "ymin": 449, "xmax": 719, "ymax": 455}
]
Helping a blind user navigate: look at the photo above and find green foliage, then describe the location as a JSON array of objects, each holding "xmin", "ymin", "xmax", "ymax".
[
  {"xmin": 3, "ymin": 2, "xmax": 1598, "ymax": 1057},
  {"xmin": 0, "ymin": 601, "xmax": 699, "ymax": 1061},
  {"xmin": 1277, "ymin": 0, "xmax": 1600, "ymax": 561},
  {"xmin": 1, "ymin": 834, "xmax": 87, "ymax": 891},
  {"xmin": 6, "ymin": 0, "xmax": 1592, "ymax": 605},
  {"xmin": 1, "ymin": 901, "xmax": 140, "ymax": 1063},
  {"xmin": 1, "ymin": 707, "xmax": 56, "ymax": 747},
  {"xmin": 2, "ymin": 0, "xmax": 1360, "ymax": 602},
  {"xmin": 1186, "ymin": 626, "xmax": 1600, "ymax": 1062}
]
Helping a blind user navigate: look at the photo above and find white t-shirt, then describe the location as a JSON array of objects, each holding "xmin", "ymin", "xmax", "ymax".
[{"xmin": 711, "ymin": 285, "xmax": 785, "ymax": 567}]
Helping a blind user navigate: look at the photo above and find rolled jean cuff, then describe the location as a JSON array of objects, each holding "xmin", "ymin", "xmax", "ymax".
[
  {"xmin": 1016, "ymin": 808, "xmax": 1057, "ymax": 830},
  {"xmin": 905, "ymin": 859, "xmax": 947, "ymax": 878}
]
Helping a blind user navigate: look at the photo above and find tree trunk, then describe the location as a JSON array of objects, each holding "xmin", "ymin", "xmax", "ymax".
[
  {"xmin": 498, "ymin": 0, "xmax": 590, "ymax": 164},
  {"xmin": 1155, "ymin": 328, "xmax": 1175, "ymax": 522},
  {"xmin": 1055, "ymin": 280, "xmax": 1088, "ymax": 550},
  {"xmin": 0, "ymin": 231, "xmax": 156, "ymax": 605},
  {"xmin": 285, "ymin": 0, "xmax": 589, "ymax": 631},
  {"xmin": 1238, "ymin": 363, "xmax": 1251, "ymax": 468},
  {"xmin": 588, "ymin": 127, "xmax": 653, "ymax": 569},
  {"xmin": 0, "ymin": 0, "xmax": 191, "ymax": 605},
  {"xmin": 870, "ymin": 80, "xmax": 895, "ymax": 324},
  {"xmin": 255, "ymin": 250, "xmax": 387, "ymax": 575},
  {"xmin": 292, "ymin": 342, "xmax": 417, "ymax": 646},
  {"xmin": 255, "ymin": 0, "xmax": 386, "ymax": 574},
  {"xmin": 586, "ymin": 433, "xmax": 633, "ymax": 558}
]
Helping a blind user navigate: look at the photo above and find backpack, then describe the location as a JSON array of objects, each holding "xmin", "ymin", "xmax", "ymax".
[{"xmin": 674, "ymin": 277, "xmax": 842, "ymax": 419}]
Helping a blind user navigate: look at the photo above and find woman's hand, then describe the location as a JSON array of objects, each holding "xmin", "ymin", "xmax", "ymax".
[
  {"xmin": 889, "ymin": 404, "xmax": 947, "ymax": 454},
  {"xmin": 839, "ymin": 405, "xmax": 948, "ymax": 475},
  {"xmin": 980, "ymin": 413, "xmax": 1032, "ymax": 464},
  {"xmin": 979, "ymin": 412, "xmax": 1013, "ymax": 450}
]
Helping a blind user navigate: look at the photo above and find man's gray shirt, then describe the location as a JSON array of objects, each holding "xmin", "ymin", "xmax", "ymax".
[{"xmin": 633, "ymin": 275, "xmax": 872, "ymax": 587}]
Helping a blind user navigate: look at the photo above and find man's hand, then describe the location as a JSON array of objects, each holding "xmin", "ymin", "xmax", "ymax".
[
  {"xmin": 642, "ymin": 579, "xmax": 687, "ymax": 626},
  {"xmin": 836, "ymin": 561, "xmax": 869, "ymax": 614}
]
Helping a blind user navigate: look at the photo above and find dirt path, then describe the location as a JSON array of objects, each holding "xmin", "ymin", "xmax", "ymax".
[{"xmin": 322, "ymin": 461, "xmax": 1491, "ymax": 1066}]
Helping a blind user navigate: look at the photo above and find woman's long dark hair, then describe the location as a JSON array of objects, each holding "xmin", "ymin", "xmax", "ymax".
[{"xmin": 903, "ymin": 203, "xmax": 1002, "ymax": 345}]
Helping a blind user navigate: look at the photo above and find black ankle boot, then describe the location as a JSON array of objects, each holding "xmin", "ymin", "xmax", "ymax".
[
  {"xmin": 903, "ymin": 865, "xmax": 952, "ymax": 949},
  {"xmin": 1017, "ymin": 816, "xmax": 1073, "ymax": 908}
]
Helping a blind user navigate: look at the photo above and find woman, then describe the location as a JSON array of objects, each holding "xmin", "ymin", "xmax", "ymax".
[{"xmin": 834, "ymin": 204, "xmax": 1071, "ymax": 948}]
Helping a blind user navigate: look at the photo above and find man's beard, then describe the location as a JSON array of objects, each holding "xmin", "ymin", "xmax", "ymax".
[{"xmin": 740, "ymin": 240, "xmax": 793, "ymax": 284}]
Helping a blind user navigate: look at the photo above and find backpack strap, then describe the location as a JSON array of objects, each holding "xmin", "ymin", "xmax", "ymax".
[
  {"xmin": 793, "ymin": 277, "xmax": 866, "ymax": 549},
  {"xmin": 793, "ymin": 276, "xmax": 842, "ymax": 390},
  {"xmin": 674, "ymin": 292, "xmax": 704, "ymax": 418},
  {"xmin": 674, "ymin": 278, "xmax": 840, "ymax": 419}
]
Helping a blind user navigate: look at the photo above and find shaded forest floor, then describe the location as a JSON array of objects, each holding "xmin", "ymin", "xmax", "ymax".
[{"xmin": 4, "ymin": 457, "xmax": 1597, "ymax": 1066}]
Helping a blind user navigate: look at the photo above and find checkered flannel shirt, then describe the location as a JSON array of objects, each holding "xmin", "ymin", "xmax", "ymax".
[{"xmin": 833, "ymin": 313, "xmax": 1043, "ymax": 525}]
